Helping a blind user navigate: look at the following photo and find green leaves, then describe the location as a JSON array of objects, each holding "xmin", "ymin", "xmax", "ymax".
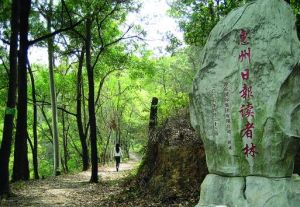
[
  {"xmin": 0, "ymin": 0, "xmax": 203, "ymax": 177},
  {"xmin": 169, "ymin": 0, "xmax": 244, "ymax": 46},
  {"xmin": 170, "ymin": 0, "xmax": 300, "ymax": 46}
]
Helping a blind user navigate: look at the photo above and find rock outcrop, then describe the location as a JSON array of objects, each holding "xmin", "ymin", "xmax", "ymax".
[
  {"xmin": 190, "ymin": 0, "xmax": 300, "ymax": 206},
  {"xmin": 197, "ymin": 174, "xmax": 300, "ymax": 207}
]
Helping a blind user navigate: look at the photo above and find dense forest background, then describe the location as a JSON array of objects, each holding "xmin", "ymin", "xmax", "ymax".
[{"xmin": 0, "ymin": 0, "xmax": 299, "ymax": 201}]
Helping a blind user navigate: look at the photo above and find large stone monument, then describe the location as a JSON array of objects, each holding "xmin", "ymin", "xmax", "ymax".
[{"xmin": 190, "ymin": 0, "xmax": 300, "ymax": 206}]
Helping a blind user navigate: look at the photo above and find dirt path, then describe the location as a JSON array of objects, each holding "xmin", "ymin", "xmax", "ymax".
[{"xmin": 0, "ymin": 155, "xmax": 140, "ymax": 207}]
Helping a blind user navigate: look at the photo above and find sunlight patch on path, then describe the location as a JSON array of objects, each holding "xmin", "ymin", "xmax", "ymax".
[{"xmin": 1, "ymin": 155, "xmax": 141, "ymax": 207}]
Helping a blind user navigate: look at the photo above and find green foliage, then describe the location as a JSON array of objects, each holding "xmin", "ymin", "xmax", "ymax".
[
  {"xmin": 0, "ymin": 0, "xmax": 11, "ymax": 43},
  {"xmin": 0, "ymin": 53, "xmax": 8, "ymax": 142},
  {"xmin": 169, "ymin": 0, "xmax": 246, "ymax": 46},
  {"xmin": 0, "ymin": 0, "xmax": 199, "ymax": 179},
  {"xmin": 169, "ymin": 0, "xmax": 300, "ymax": 46},
  {"xmin": 291, "ymin": 0, "xmax": 300, "ymax": 13}
]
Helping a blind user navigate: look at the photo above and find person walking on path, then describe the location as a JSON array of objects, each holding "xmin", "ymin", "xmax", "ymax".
[{"xmin": 114, "ymin": 143, "xmax": 122, "ymax": 172}]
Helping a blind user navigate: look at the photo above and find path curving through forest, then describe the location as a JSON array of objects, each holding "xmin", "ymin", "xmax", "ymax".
[{"xmin": 0, "ymin": 154, "xmax": 140, "ymax": 207}]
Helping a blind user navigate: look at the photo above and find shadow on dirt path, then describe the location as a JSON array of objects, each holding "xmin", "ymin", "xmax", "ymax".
[{"xmin": 0, "ymin": 154, "xmax": 140, "ymax": 207}]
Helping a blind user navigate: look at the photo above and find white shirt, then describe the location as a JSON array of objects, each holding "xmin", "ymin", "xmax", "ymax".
[{"xmin": 114, "ymin": 147, "xmax": 122, "ymax": 157}]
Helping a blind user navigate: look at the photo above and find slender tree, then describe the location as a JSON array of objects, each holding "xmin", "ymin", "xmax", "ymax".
[
  {"xmin": 76, "ymin": 47, "xmax": 89, "ymax": 171},
  {"xmin": 27, "ymin": 61, "xmax": 39, "ymax": 179},
  {"xmin": 46, "ymin": 0, "xmax": 61, "ymax": 176},
  {"xmin": 0, "ymin": 0, "xmax": 20, "ymax": 196},
  {"xmin": 85, "ymin": 16, "xmax": 98, "ymax": 183},
  {"xmin": 29, "ymin": 0, "xmax": 86, "ymax": 175},
  {"xmin": 61, "ymin": 106, "xmax": 70, "ymax": 173}
]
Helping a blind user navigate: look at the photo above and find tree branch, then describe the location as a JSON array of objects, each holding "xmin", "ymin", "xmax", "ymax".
[
  {"xmin": 69, "ymin": 135, "xmax": 83, "ymax": 157},
  {"xmin": 91, "ymin": 5, "xmax": 120, "ymax": 70},
  {"xmin": 39, "ymin": 104, "xmax": 54, "ymax": 138},
  {"xmin": 104, "ymin": 25, "xmax": 133, "ymax": 48},
  {"xmin": 61, "ymin": 0, "xmax": 74, "ymax": 25},
  {"xmin": 95, "ymin": 69, "xmax": 121, "ymax": 106},
  {"xmin": 29, "ymin": 99, "xmax": 77, "ymax": 117},
  {"xmin": 29, "ymin": 19, "xmax": 84, "ymax": 46},
  {"xmin": 38, "ymin": 125, "xmax": 53, "ymax": 144},
  {"xmin": 27, "ymin": 132, "xmax": 34, "ymax": 153},
  {"xmin": 0, "ymin": 38, "xmax": 10, "ymax": 45},
  {"xmin": 91, "ymin": 25, "xmax": 139, "ymax": 70}
]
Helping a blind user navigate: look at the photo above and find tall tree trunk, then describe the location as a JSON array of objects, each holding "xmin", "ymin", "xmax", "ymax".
[
  {"xmin": 123, "ymin": 130, "xmax": 130, "ymax": 158},
  {"xmin": 47, "ymin": 0, "xmax": 61, "ymax": 176},
  {"xmin": 137, "ymin": 97, "xmax": 159, "ymax": 183},
  {"xmin": 117, "ymin": 81, "xmax": 121, "ymax": 144},
  {"xmin": 86, "ymin": 17, "xmax": 98, "ymax": 183},
  {"xmin": 76, "ymin": 47, "xmax": 89, "ymax": 171},
  {"xmin": 103, "ymin": 130, "xmax": 112, "ymax": 165},
  {"xmin": 149, "ymin": 97, "xmax": 158, "ymax": 141},
  {"xmin": 28, "ymin": 61, "xmax": 39, "ymax": 179},
  {"xmin": 0, "ymin": 0, "xmax": 20, "ymax": 196},
  {"xmin": 62, "ymin": 108, "xmax": 69, "ymax": 173},
  {"xmin": 82, "ymin": 78, "xmax": 87, "ymax": 128},
  {"xmin": 146, "ymin": 97, "xmax": 159, "ymax": 163},
  {"xmin": 12, "ymin": 0, "xmax": 31, "ymax": 182}
]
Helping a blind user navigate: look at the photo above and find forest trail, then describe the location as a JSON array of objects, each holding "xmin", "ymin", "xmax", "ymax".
[{"xmin": 1, "ymin": 154, "xmax": 140, "ymax": 207}]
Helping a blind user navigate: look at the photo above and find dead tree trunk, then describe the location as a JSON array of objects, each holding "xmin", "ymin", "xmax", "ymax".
[
  {"xmin": 148, "ymin": 97, "xmax": 158, "ymax": 141},
  {"xmin": 137, "ymin": 97, "xmax": 159, "ymax": 185}
]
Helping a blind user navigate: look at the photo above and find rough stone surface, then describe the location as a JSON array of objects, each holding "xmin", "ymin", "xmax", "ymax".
[
  {"xmin": 294, "ymin": 150, "xmax": 300, "ymax": 174},
  {"xmin": 190, "ymin": 0, "xmax": 300, "ymax": 177},
  {"xmin": 196, "ymin": 174, "xmax": 300, "ymax": 207},
  {"xmin": 190, "ymin": 0, "xmax": 300, "ymax": 206}
]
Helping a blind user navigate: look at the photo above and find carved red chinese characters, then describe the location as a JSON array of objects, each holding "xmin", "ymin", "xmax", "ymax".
[
  {"xmin": 239, "ymin": 48, "xmax": 251, "ymax": 63},
  {"xmin": 239, "ymin": 102, "xmax": 254, "ymax": 118},
  {"xmin": 240, "ymin": 29, "xmax": 249, "ymax": 45},
  {"xmin": 240, "ymin": 84, "xmax": 253, "ymax": 100},
  {"xmin": 242, "ymin": 121, "xmax": 254, "ymax": 139},
  {"xmin": 242, "ymin": 143, "xmax": 258, "ymax": 157},
  {"xmin": 238, "ymin": 29, "xmax": 258, "ymax": 157},
  {"xmin": 241, "ymin": 69, "xmax": 250, "ymax": 80}
]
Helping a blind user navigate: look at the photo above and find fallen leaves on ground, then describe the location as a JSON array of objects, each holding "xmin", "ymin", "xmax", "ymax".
[{"xmin": 0, "ymin": 156, "xmax": 198, "ymax": 207}]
